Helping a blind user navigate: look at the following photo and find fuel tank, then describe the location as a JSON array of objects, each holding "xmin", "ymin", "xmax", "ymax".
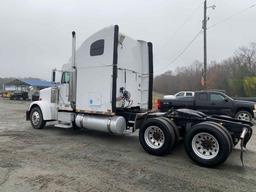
[{"xmin": 75, "ymin": 114, "xmax": 126, "ymax": 135}]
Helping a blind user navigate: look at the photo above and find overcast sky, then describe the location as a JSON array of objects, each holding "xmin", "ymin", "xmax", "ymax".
[{"xmin": 0, "ymin": 0, "xmax": 255, "ymax": 80}]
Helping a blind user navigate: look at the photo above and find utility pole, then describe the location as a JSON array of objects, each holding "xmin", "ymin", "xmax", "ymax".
[
  {"xmin": 202, "ymin": 0, "xmax": 215, "ymax": 89},
  {"xmin": 203, "ymin": 0, "xmax": 207, "ymax": 89}
]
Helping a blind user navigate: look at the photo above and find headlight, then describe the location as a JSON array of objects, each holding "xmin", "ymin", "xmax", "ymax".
[{"xmin": 254, "ymin": 104, "xmax": 256, "ymax": 110}]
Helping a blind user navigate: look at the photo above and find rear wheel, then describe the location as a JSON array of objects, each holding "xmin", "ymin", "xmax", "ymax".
[
  {"xmin": 235, "ymin": 111, "xmax": 252, "ymax": 122},
  {"xmin": 205, "ymin": 121, "xmax": 233, "ymax": 152},
  {"xmin": 159, "ymin": 117, "xmax": 179, "ymax": 147},
  {"xmin": 30, "ymin": 107, "xmax": 46, "ymax": 129},
  {"xmin": 184, "ymin": 122, "xmax": 231, "ymax": 167},
  {"xmin": 139, "ymin": 118, "xmax": 176, "ymax": 156}
]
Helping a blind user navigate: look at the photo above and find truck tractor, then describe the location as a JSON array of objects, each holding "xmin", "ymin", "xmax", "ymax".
[{"xmin": 26, "ymin": 25, "xmax": 253, "ymax": 167}]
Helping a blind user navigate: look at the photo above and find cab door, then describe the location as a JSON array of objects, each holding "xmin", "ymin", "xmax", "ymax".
[
  {"xmin": 58, "ymin": 72, "xmax": 71, "ymax": 109},
  {"xmin": 194, "ymin": 92, "xmax": 211, "ymax": 114},
  {"xmin": 209, "ymin": 93, "xmax": 233, "ymax": 116}
]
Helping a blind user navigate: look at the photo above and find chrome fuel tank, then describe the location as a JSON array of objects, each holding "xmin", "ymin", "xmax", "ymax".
[{"xmin": 75, "ymin": 114, "xmax": 126, "ymax": 135}]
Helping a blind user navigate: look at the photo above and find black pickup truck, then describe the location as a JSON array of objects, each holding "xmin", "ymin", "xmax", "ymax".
[{"xmin": 158, "ymin": 91, "xmax": 256, "ymax": 121}]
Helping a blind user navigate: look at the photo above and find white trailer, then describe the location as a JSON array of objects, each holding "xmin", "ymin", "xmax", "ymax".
[{"xmin": 26, "ymin": 25, "xmax": 253, "ymax": 167}]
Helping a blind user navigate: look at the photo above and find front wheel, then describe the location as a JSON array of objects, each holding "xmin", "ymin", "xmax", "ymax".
[
  {"xmin": 235, "ymin": 111, "xmax": 252, "ymax": 122},
  {"xmin": 30, "ymin": 107, "xmax": 46, "ymax": 129}
]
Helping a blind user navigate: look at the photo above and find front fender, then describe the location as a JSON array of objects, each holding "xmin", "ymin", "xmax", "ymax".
[{"xmin": 27, "ymin": 101, "xmax": 57, "ymax": 121}]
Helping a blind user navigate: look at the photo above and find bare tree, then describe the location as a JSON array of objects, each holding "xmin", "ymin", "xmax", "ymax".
[{"xmin": 154, "ymin": 42, "xmax": 256, "ymax": 97}]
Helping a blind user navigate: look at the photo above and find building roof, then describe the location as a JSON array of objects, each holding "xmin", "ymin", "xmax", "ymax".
[
  {"xmin": 21, "ymin": 79, "xmax": 52, "ymax": 88},
  {"xmin": 5, "ymin": 78, "xmax": 52, "ymax": 88}
]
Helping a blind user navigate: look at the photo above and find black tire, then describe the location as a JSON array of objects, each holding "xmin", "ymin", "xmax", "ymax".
[
  {"xmin": 139, "ymin": 118, "xmax": 176, "ymax": 156},
  {"xmin": 204, "ymin": 121, "xmax": 233, "ymax": 153},
  {"xmin": 235, "ymin": 110, "xmax": 252, "ymax": 122},
  {"xmin": 30, "ymin": 107, "xmax": 46, "ymax": 129},
  {"xmin": 184, "ymin": 122, "xmax": 231, "ymax": 167},
  {"xmin": 159, "ymin": 117, "xmax": 179, "ymax": 146}
]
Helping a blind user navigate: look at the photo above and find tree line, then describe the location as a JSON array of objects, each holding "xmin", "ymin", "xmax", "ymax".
[
  {"xmin": 154, "ymin": 43, "xmax": 256, "ymax": 97},
  {"xmin": 0, "ymin": 78, "xmax": 14, "ymax": 91}
]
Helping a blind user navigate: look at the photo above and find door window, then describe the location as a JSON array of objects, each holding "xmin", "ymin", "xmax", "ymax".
[
  {"xmin": 198, "ymin": 93, "xmax": 207, "ymax": 101},
  {"xmin": 210, "ymin": 93, "xmax": 225, "ymax": 102},
  {"xmin": 61, "ymin": 72, "xmax": 70, "ymax": 84},
  {"xmin": 176, "ymin": 92, "xmax": 185, "ymax": 97},
  {"xmin": 186, "ymin": 92, "xmax": 193, "ymax": 96}
]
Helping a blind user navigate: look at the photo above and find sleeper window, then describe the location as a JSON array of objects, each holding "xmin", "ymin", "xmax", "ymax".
[{"xmin": 90, "ymin": 39, "xmax": 104, "ymax": 56}]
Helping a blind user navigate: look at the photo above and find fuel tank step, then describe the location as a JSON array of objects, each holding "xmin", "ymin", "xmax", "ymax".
[{"xmin": 54, "ymin": 123, "xmax": 72, "ymax": 129}]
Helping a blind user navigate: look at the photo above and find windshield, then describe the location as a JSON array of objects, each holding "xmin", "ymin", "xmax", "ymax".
[{"xmin": 223, "ymin": 93, "xmax": 233, "ymax": 101}]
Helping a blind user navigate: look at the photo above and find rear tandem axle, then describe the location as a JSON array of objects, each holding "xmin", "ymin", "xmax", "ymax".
[{"xmin": 137, "ymin": 108, "xmax": 252, "ymax": 167}]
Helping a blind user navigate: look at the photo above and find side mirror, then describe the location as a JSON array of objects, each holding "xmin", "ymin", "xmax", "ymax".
[
  {"xmin": 52, "ymin": 69, "xmax": 56, "ymax": 83},
  {"xmin": 224, "ymin": 97, "xmax": 229, "ymax": 102}
]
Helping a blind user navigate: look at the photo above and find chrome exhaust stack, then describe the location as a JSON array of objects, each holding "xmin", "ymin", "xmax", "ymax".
[{"xmin": 69, "ymin": 31, "xmax": 77, "ymax": 109}]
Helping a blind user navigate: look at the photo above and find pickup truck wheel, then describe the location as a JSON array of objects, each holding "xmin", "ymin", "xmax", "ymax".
[
  {"xmin": 30, "ymin": 107, "xmax": 46, "ymax": 129},
  {"xmin": 235, "ymin": 111, "xmax": 252, "ymax": 122},
  {"xmin": 139, "ymin": 118, "xmax": 176, "ymax": 156},
  {"xmin": 184, "ymin": 122, "xmax": 231, "ymax": 167}
]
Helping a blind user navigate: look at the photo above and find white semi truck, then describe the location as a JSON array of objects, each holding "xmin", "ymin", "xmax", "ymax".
[{"xmin": 26, "ymin": 25, "xmax": 253, "ymax": 167}]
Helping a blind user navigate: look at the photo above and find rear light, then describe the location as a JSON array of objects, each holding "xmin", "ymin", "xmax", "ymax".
[{"xmin": 156, "ymin": 99, "xmax": 160, "ymax": 109}]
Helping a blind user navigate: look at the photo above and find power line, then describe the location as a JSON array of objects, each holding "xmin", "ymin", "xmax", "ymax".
[
  {"xmin": 169, "ymin": 2, "xmax": 203, "ymax": 39},
  {"xmin": 155, "ymin": 29, "xmax": 203, "ymax": 73},
  {"xmin": 208, "ymin": 3, "xmax": 256, "ymax": 29},
  {"xmin": 154, "ymin": 2, "xmax": 204, "ymax": 74},
  {"xmin": 158, "ymin": 2, "xmax": 203, "ymax": 51},
  {"xmin": 155, "ymin": 2, "xmax": 256, "ymax": 75}
]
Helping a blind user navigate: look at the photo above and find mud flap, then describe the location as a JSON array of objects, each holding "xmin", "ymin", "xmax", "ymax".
[
  {"xmin": 240, "ymin": 128, "xmax": 248, "ymax": 167},
  {"xmin": 26, "ymin": 110, "xmax": 30, "ymax": 121}
]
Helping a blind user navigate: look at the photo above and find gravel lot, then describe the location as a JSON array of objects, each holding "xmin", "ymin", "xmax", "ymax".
[{"xmin": 0, "ymin": 98, "xmax": 256, "ymax": 192}]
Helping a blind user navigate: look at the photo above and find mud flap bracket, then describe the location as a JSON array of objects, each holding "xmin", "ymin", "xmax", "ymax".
[{"xmin": 240, "ymin": 128, "xmax": 248, "ymax": 167}]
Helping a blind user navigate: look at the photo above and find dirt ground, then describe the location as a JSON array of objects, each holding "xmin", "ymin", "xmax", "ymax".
[{"xmin": 0, "ymin": 98, "xmax": 256, "ymax": 192}]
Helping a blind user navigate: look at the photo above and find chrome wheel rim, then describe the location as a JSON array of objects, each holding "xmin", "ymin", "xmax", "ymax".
[
  {"xmin": 192, "ymin": 132, "xmax": 219, "ymax": 160},
  {"xmin": 32, "ymin": 111, "xmax": 40, "ymax": 125},
  {"xmin": 144, "ymin": 126, "xmax": 165, "ymax": 149},
  {"xmin": 237, "ymin": 112, "xmax": 250, "ymax": 121}
]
